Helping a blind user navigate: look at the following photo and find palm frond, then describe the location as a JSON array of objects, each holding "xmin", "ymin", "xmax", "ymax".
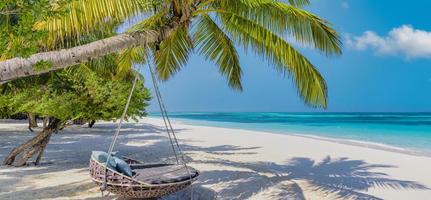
[
  {"xmin": 287, "ymin": 0, "xmax": 310, "ymax": 7},
  {"xmin": 237, "ymin": 0, "xmax": 310, "ymax": 7},
  {"xmin": 35, "ymin": 0, "xmax": 153, "ymax": 47},
  {"xmin": 64, "ymin": 63, "xmax": 96, "ymax": 84},
  {"xmin": 193, "ymin": 15, "xmax": 242, "ymax": 90},
  {"xmin": 154, "ymin": 25, "xmax": 193, "ymax": 80},
  {"xmin": 117, "ymin": 47, "xmax": 148, "ymax": 77},
  {"xmin": 210, "ymin": 0, "xmax": 341, "ymax": 55},
  {"xmin": 219, "ymin": 11, "xmax": 327, "ymax": 108},
  {"xmin": 127, "ymin": 9, "xmax": 170, "ymax": 32}
]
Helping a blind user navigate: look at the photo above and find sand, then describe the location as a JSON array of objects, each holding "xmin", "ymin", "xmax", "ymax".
[{"xmin": 0, "ymin": 117, "xmax": 430, "ymax": 200}]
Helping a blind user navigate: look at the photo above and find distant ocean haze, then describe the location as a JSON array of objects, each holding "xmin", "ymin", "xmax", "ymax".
[{"xmin": 150, "ymin": 112, "xmax": 431, "ymax": 154}]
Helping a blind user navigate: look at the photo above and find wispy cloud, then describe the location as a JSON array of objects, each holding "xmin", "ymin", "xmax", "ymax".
[{"xmin": 346, "ymin": 25, "xmax": 431, "ymax": 59}]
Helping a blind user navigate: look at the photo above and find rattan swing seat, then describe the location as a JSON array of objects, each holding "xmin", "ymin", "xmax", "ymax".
[
  {"xmin": 89, "ymin": 156, "xmax": 199, "ymax": 199},
  {"xmin": 89, "ymin": 64, "xmax": 199, "ymax": 199}
]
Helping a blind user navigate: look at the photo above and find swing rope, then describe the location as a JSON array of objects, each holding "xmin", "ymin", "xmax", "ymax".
[
  {"xmin": 100, "ymin": 63, "xmax": 194, "ymax": 199},
  {"xmin": 149, "ymin": 65, "xmax": 180, "ymax": 164},
  {"xmin": 101, "ymin": 66, "xmax": 140, "ymax": 193},
  {"xmin": 148, "ymin": 64, "xmax": 194, "ymax": 199}
]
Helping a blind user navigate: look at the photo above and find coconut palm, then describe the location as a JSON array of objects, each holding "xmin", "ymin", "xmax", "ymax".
[{"xmin": 0, "ymin": 0, "xmax": 341, "ymax": 108}]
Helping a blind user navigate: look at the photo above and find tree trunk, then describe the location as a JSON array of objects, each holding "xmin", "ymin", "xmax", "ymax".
[
  {"xmin": 27, "ymin": 113, "xmax": 38, "ymax": 132},
  {"xmin": 34, "ymin": 134, "xmax": 52, "ymax": 165},
  {"xmin": 88, "ymin": 120, "xmax": 96, "ymax": 128},
  {"xmin": 3, "ymin": 118, "xmax": 61, "ymax": 166},
  {"xmin": 0, "ymin": 24, "xmax": 179, "ymax": 84},
  {"xmin": 73, "ymin": 119, "xmax": 84, "ymax": 125},
  {"xmin": 43, "ymin": 117, "xmax": 48, "ymax": 128}
]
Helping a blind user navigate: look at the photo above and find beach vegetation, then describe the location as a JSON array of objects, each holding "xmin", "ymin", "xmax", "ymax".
[
  {"xmin": 0, "ymin": 0, "xmax": 341, "ymax": 108},
  {"xmin": 0, "ymin": 60, "xmax": 151, "ymax": 166},
  {"xmin": 0, "ymin": 0, "xmax": 151, "ymax": 166}
]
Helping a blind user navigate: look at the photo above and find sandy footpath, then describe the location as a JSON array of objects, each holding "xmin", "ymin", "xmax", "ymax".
[{"xmin": 0, "ymin": 117, "xmax": 430, "ymax": 200}]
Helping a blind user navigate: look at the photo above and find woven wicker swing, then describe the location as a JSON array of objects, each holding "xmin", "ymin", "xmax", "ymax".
[{"xmin": 89, "ymin": 65, "xmax": 199, "ymax": 199}]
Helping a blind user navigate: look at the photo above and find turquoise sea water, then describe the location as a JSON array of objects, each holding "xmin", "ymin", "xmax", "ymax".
[{"xmin": 151, "ymin": 112, "xmax": 431, "ymax": 154}]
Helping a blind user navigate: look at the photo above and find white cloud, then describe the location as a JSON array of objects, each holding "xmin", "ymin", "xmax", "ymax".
[{"xmin": 346, "ymin": 25, "xmax": 431, "ymax": 59}]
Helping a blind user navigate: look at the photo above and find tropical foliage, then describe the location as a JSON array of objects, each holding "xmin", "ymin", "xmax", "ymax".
[
  {"xmin": 0, "ymin": 0, "xmax": 69, "ymax": 59},
  {"xmin": 0, "ymin": 65, "xmax": 150, "ymax": 124},
  {"xmin": 1, "ymin": 0, "xmax": 150, "ymax": 123},
  {"xmin": 0, "ymin": 0, "xmax": 341, "ymax": 108},
  {"xmin": 0, "ymin": 0, "xmax": 152, "ymax": 166}
]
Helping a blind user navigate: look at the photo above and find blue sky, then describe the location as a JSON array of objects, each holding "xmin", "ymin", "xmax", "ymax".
[{"xmin": 141, "ymin": 0, "xmax": 431, "ymax": 112}]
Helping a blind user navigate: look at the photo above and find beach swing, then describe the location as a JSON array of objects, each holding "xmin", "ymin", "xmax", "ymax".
[{"xmin": 89, "ymin": 65, "xmax": 199, "ymax": 199}]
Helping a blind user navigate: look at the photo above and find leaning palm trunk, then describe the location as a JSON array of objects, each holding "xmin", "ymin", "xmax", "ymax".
[
  {"xmin": 0, "ymin": 25, "xmax": 177, "ymax": 84},
  {"xmin": 3, "ymin": 118, "xmax": 61, "ymax": 166}
]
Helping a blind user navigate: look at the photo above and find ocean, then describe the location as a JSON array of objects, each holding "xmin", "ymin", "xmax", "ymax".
[{"xmin": 151, "ymin": 112, "xmax": 431, "ymax": 154}]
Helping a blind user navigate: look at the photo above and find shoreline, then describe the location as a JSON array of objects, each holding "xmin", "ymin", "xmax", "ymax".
[
  {"xmin": 291, "ymin": 133, "xmax": 431, "ymax": 158},
  {"xmin": 159, "ymin": 117, "xmax": 431, "ymax": 158}
]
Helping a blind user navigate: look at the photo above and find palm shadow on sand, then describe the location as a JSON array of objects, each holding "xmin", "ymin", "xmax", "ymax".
[{"xmin": 187, "ymin": 155, "xmax": 429, "ymax": 200}]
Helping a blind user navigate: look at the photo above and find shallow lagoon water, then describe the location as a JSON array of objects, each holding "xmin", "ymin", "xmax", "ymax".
[{"xmin": 151, "ymin": 112, "xmax": 431, "ymax": 154}]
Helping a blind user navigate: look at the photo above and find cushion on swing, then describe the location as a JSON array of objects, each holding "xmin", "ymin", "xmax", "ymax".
[
  {"xmin": 91, "ymin": 151, "xmax": 116, "ymax": 170},
  {"xmin": 91, "ymin": 151, "xmax": 134, "ymax": 177},
  {"xmin": 113, "ymin": 156, "xmax": 133, "ymax": 177},
  {"xmin": 133, "ymin": 165, "xmax": 199, "ymax": 184}
]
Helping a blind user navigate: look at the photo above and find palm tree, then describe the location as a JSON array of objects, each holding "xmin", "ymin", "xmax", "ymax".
[{"xmin": 0, "ymin": 0, "xmax": 341, "ymax": 108}]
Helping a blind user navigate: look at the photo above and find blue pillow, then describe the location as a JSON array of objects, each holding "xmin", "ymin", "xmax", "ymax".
[
  {"xmin": 92, "ymin": 151, "xmax": 116, "ymax": 170},
  {"xmin": 113, "ymin": 156, "xmax": 133, "ymax": 177}
]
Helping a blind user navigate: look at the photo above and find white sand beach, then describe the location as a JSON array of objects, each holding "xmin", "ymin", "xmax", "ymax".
[{"xmin": 1, "ymin": 117, "xmax": 430, "ymax": 200}]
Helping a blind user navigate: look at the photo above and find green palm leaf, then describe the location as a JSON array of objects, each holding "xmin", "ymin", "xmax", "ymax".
[
  {"xmin": 36, "ymin": 0, "xmax": 153, "ymax": 47},
  {"xmin": 287, "ymin": 0, "xmax": 310, "ymax": 7},
  {"xmin": 236, "ymin": 0, "xmax": 310, "ymax": 7},
  {"xmin": 127, "ymin": 8, "xmax": 170, "ymax": 32},
  {"xmin": 154, "ymin": 25, "xmax": 193, "ymax": 80},
  {"xmin": 193, "ymin": 15, "xmax": 242, "ymax": 90},
  {"xmin": 117, "ymin": 47, "xmax": 148, "ymax": 78},
  {"xmin": 219, "ymin": 11, "xmax": 328, "ymax": 108},
  {"xmin": 211, "ymin": 0, "xmax": 341, "ymax": 55}
]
